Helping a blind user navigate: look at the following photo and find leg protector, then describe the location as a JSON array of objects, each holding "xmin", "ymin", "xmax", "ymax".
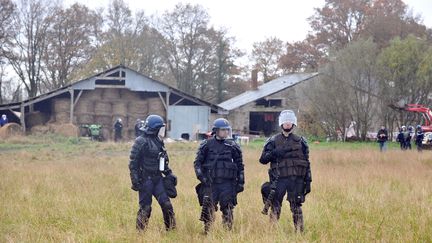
[
  {"xmin": 136, "ymin": 205, "xmax": 151, "ymax": 231},
  {"xmin": 291, "ymin": 205, "xmax": 304, "ymax": 233},
  {"xmin": 161, "ymin": 201, "xmax": 176, "ymax": 231},
  {"xmin": 221, "ymin": 205, "xmax": 234, "ymax": 230},
  {"xmin": 200, "ymin": 203, "xmax": 215, "ymax": 234}
]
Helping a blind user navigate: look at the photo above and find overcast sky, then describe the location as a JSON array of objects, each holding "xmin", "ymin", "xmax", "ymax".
[{"xmin": 63, "ymin": 0, "xmax": 432, "ymax": 55}]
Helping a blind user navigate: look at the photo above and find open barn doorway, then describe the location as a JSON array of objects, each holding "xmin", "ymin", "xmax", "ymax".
[{"xmin": 249, "ymin": 112, "xmax": 279, "ymax": 136}]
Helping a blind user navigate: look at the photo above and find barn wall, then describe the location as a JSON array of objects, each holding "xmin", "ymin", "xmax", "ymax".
[{"xmin": 226, "ymin": 79, "xmax": 314, "ymax": 135}]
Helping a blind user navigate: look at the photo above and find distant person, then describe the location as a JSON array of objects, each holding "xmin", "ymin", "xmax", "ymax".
[
  {"xmin": 397, "ymin": 127, "xmax": 405, "ymax": 150},
  {"xmin": 406, "ymin": 126, "xmax": 413, "ymax": 150},
  {"xmin": 0, "ymin": 114, "xmax": 8, "ymax": 127},
  {"xmin": 377, "ymin": 125, "xmax": 388, "ymax": 152},
  {"xmin": 415, "ymin": 125, "xmax": 424, "ymax": 152},
  {"xmin": 114, "ymin": 118, "xmax": 123, "ymax": 142},
  {"xmin": 134, "ymin": 119, "xmax": 143, "ymax": 138}
]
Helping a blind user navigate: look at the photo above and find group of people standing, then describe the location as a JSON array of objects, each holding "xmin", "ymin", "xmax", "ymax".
[
  {"xmin": 128, "ymin": 110, "xmax": 312, "ymax": 234},
  {"xmin": 377, "ymin": 125, "xmax": 425, "ymax": 152}
]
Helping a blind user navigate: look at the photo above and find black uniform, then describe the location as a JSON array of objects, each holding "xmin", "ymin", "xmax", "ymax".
[
  {"xmin": 259, "ymin": 132, "xmax": 312, "ymax": 232},
  {"xmin": 416, "ymin": 129, "xmax": 424, "ymax": 152},
  {"xmin": 114, "ymin": 120, "xmax": 123, "ymax": 142},
  {"xmin": 194, "ymin": 136, "xmax": 244, "ymax": 232},
  {"xmin": 128, "ymin": 133, "xmax": 176, "ymax": 231}
]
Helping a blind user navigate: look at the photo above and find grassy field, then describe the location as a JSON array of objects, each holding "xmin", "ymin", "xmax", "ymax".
[{"xmin": 1, "ymin": 135, "xmax": 431, "ymax": 242}]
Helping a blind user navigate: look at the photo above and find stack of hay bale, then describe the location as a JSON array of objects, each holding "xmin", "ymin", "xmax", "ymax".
[
  {"xmin": 52, "ymin": 98, "xmax": 71, "ymax": 123},
  {"xmin": 46, "ymin": 88, "xmax": 167, "ymax": 140}
]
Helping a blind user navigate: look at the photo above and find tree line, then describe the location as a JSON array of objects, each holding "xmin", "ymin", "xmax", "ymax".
[{"xmin": 1, "ymin": 0, "xmax": 431, "ymax": 140}]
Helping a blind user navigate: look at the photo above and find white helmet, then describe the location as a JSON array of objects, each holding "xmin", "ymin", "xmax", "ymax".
[{"xmin": 278, "ymin": 110, "xmax": 297, "ymax": 127}]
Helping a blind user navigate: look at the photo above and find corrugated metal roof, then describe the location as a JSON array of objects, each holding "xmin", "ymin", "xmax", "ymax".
[
  {"xmin": 0, "ymin": 65, "xmax": 221, "ymax": 112},
  {"xmin": 218, "ymin": 73, "xmax": 319, "ymax": 111}
]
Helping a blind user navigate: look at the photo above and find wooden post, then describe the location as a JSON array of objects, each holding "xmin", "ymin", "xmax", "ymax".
[
  {"xmin": 166, "ymin": 91, "xmax": 170, "ymax": 133},
  {"xmin": 69, "ymin": 88, "xmax": 74, "ymax": 124},
  {"xmin": 20, "ymin": 103, "xmax": 26, "ymax": 133}
]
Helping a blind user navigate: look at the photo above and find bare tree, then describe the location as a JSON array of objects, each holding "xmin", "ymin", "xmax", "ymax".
[
  {"xmin": 41, "ymin": 3, "xmax": 102, "ymax": 91},
  {"xmin": 157, "ymin": 3, "xmax": 213, "ymax": 95},
  {"xmin": 0, "ymin": 0, "xmax": 16, "ymax": 103},
  {"xmin": 3, "ymin": 0, "xmax": 54, "ymax": 98},
  {"xmin": 251, "ymin": 37, "xmax": 284, "ymax": 82}
]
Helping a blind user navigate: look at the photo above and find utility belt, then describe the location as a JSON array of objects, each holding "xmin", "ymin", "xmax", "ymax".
[{"xmin": 141, "ymin": 169, "xmax": 162, "ymax": 179}]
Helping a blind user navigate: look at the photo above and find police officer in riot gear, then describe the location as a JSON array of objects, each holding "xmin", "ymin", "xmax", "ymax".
[
  {"xmin": 259, "ymin": 110, "xmax": 312, "ymax": 232},
  {"xmin": 415, "ymin": 125, "xmax": 424, "ymax": 152},
  {"xmin": 194, "ymin": 118, "xmax": 245, "ymax": 233},
  {"xmin": 128, "ymin": 114, "xmax": 177, "ymax": 231}
]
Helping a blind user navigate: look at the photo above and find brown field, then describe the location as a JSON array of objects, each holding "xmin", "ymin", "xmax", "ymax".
[{"xmin": 1, "ymin": 136, "xmax": 431, "ymax": 242}]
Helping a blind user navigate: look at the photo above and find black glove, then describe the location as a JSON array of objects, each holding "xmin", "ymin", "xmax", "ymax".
[
  {"xmin": 131, "ymin": 182, "xmax": 142, "ymax": 191},
  {"xmin": 198, "ymin": 175, "xmax": 209, "ymax": 185},
  {"xmin": 236, "ymin": 183, "xmax": 244, "ymax": 193},
  {"xmin": 304, "ymin": 182, "xmax": 311, "ymax": 195},
  {"xmin": 170, "ymin": 173, "xmax": 178, "ymax": 186}
]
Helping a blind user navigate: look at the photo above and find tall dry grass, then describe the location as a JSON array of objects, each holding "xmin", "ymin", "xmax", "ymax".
[{"xmin": 0, "ymin": 138, "xmax": 431, "ymax": 242}]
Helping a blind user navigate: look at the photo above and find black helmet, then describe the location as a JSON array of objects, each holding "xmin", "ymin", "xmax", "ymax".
[
  {"xmin": 143, "ymin": 114, "xmax": 165, "ymax": 134},
  {"xmin": 212, "ymin": 118, "xmax": 231, "ymax": 134}
]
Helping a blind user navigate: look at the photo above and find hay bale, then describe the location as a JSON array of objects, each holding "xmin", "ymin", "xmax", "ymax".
[
  {"xmin": 54, "ymin": 112, "xmax": 70, "ymax": 123},
  {"xmin": 102, "ymin": 88, "xmax": 121, "ymax": 100},
  {"xmin": 49, "ymin": 123, "xmax": 78, "ymax": 137},
  {"xmin": 127, "ymin": 129, "xmax": 136, "ymax": 140},
  {"xmin": 30, "ymin": 125, "xmax": 50, "ymax": 135},
  {"xmin": 101, "ymin": 127, "xmax": 111, "ymax": 141},
  {"xmin": 76, "ymin": 113, "xmax": 94, "ymax": 124},
  {"xmin": 121, "ymin": 89, "xmax": 141, "ymax": 100},
  {"xmin": 95, "ymin": 115, "xmax": 112, "ymax": 126},
  {"xmin": 26, "ymin": 111, "xmax": 50, "ymax": 127},
  {"xmin": 128, "ymin": 100, "xmax": 148, "ymax": 114},
  {"xmin": 127, "ymin": 115, "xmax": 145, "ymax": 128},
  {"xmin": 53, "ymin": 98, "xmax": 70, "ymax": 112},
  {"xmin": 0, "ymin": 123, "xmax": 23, "ymax": 138},
  {"xmin": 112, "ymin": 102, "xmax": 128, "ymax": 115},
  {"xmin": 147, "ymin": 97, "xmax": 165, "ymax": 117},
  {"xmin": 94, "ymin": 101, "xmax": 112, "ymax": 115},
  {"xmin": 80, "ymin": 89, "xmax": 103, "ymax": 100},
  {"xmin": 75, "ymin": 100, "xmax": 95, "ymax": 113}
]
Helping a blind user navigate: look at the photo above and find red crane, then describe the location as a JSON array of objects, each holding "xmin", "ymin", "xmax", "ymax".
[{"xmin": 391, "ymin": 104, "xmax": 432, "ymax": 132}]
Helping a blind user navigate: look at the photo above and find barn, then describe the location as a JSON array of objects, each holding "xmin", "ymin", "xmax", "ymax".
[
  {"xmin": 218, "ymin": 72, "xmax": 319, "ymax": 137},
  {"xmin": 0, "ymin": 65, "xmax": 221, "ymax": 140}
]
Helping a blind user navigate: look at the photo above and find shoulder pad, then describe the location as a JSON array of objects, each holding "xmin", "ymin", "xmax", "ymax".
[
  {"xmin": 199, "ymin": 139, "xmax": 208, "ymax": 149},
  {"xmin": 264, "ymin": 135, "xmax": 276, "ymax": 147},
  {"xmin": 291, "ymin": 133, "xmax": 302, "ymax": 142},
  {"xmin": 301, "ymin": 136, "xmax": 308, "ymax": 147},
  {"xmin": 135, "ymin": 136, "xmax": 147, "ymax": 145}
]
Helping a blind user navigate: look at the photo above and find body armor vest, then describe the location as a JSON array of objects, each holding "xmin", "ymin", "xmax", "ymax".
[
  {"xmin": 271, "ymin": 133, "xmax": 309, "ymax": 177},
  {"xmin": 203, "ymin": 138, "xmax": 238, "ymax": 180},
  {"xmin": 141, "ymin": 136, "xmax": 164, "ymax": 173}
]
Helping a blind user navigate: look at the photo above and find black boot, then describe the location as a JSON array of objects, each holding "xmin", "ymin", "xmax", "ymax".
[
  {"xmin": 222, "ymin": 206, "xmax": 234, "ymax": 230},
  {"xmin": 161, "ymin": 201, "xmax": 176, "ymax": 231},
  {"xmin": 136, "ymin": 205, "xmax": 151, "ymax": 231}
]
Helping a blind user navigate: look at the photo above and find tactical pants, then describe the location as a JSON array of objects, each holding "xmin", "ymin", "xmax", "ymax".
[
  {"xmin": 114, "ymin": 130, "xmax": 122, "ymax": 142},
  {"xmin": 270, "ymin": 176, "xmax": 305, "ymax": 232},
  {"xmin": 136, "ymin": 176, "xmax": 175, "ymax": 231},
  {"xmin": 201, "ymin": 180, "xmax": 236, "ymax": 232}
]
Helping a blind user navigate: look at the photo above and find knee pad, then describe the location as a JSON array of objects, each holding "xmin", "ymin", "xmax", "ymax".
[
  {"xmin": 139, "ymin": 205, "xmax": 152, "ymax": 217},
  {"xmin": 290, "ymin": 204, "xmax": 302, "ymax": 215},
  {"xmin": 161, "ymin": 200, "xmax": 174, "ymax": 212}
]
